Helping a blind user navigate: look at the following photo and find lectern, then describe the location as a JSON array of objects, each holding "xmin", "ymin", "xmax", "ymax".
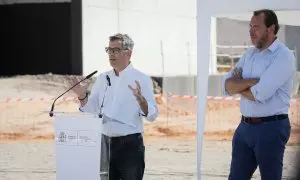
[{"xmin": 53, "ymin": 112, "xmax": 108, "ymax": 180}]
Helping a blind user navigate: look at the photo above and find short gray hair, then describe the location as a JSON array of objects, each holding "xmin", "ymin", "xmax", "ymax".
[{"xmin": 109, "ymin": 33, "xmax": 134, "ymax": 50}]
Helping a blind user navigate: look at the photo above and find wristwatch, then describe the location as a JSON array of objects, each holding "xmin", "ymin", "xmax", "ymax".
[{"xmin": 78, "ymin": 92, "xmax": 88, "ymax": 101}]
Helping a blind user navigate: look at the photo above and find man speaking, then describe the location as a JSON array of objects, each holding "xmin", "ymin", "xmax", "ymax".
[{"xmin": 70, "ymin": 33, "xmax": 159, "ymax": 180}]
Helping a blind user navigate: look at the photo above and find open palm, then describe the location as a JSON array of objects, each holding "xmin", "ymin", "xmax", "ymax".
[{"xmin": 128, "ymin": 80, "xmax": 143, "ymax": 101}]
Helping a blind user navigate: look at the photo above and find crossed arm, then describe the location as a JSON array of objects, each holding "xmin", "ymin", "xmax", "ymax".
[
  {"xmin": 225, "ymin": 53, "xmax": 294, "ymax": 102},
  {"xmin": 224, "ymin": 66, "xmax": 260, "ymax": 101},
  {"xmin": 224, "ymin": 47, "xmax": 295, "ymax": 102},
  {"xmin": 225, "ymin": 76, "xmax": 259, "ymax": 101}
]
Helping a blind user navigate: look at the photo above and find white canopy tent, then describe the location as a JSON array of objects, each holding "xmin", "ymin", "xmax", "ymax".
[{"xmin": 196, "ymin": 0, "xmax": 300, "ymax": 179}]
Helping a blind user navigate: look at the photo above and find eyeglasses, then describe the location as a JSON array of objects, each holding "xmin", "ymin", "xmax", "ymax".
[{"xmin": 105, "ymin": 47, "xmax": 128, "ymax": 54}]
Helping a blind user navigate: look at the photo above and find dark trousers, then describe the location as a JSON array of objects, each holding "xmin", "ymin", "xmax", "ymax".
[
  {"xmin": 100, "ymin": 133, "xmax": 145, "ymax": 180},
  {"xmin": 229, "ymin": 118, "xmax": 291, "ymax": 180}
]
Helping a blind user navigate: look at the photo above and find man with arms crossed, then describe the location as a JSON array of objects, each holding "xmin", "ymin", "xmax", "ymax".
[
  {"xmin": 71, "ymin": 33, "xmax": 159, "ymax": 180},
  {"xmin": 223, "ymin": 9, "xmax": 295, "ymax": 180}
]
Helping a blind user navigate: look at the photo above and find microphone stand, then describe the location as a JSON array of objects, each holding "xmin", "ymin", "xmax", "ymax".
[
  {"xmin": 49, "ymin": 71, "xmax": 97, "ymax": 117},
  {"xmin": 99, "ymin": 75, "xmax": 111, "ymax": 118}
]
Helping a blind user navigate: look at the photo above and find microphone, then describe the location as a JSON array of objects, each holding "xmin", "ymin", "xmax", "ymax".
[
  {"xmin": 86, "ymin": 71, "xmax": 98, "ymax": 79},
  {"xmin": 106, "ymin": 75, "xmax": 111, "ymax": 86},
  {"xmin": 49, "ymin": 70, "xmax": 98, "ymax": 117}
]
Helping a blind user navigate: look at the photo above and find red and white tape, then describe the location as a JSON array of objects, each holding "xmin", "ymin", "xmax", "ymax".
[
  {"xmin": 157, "ymin": 94, "xmax": 299, "ymax": 103},
  {"xmin": 0, "ymin": 95, "xmax": 299, "ymax": 103},
  {"xmin": 0, "ymin": 97, "xmax": 77, "ymax": 103}
]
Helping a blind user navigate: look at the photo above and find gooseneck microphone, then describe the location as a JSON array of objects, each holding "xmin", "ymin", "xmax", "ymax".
[{"xmin": 49, "ymin": 70, "xmax": 98, "ymax": 117}]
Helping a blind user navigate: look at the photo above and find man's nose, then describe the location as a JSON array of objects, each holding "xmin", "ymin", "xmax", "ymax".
[{"xmin": 249, "ymin": 28, "xmax": 254, "ymax": 34}]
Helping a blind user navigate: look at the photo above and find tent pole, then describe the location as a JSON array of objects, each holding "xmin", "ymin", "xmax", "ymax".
[{"xmin": 196, "ymin": 1, "xmax": 212, "ymax": 179}]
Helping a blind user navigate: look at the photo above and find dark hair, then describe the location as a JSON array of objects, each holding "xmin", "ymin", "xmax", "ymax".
[{"xmin": 253, "ymin": 9, "xmax": 280, "ymax": 35}]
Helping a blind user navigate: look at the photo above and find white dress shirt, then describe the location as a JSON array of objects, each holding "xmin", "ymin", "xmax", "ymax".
[
  {"xmin": 79, "ymin": 63, "xmax": 159, "ymax": 137},
  {"xmin": 222, "ymin": 39, "xmax": 296, "ymax": 117}
]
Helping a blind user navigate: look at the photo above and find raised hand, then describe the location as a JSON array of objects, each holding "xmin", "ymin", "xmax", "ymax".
[
  {"xmin": 67, "ymin": 76, "xmax": 86, "ymax": 99},
  {"xmin": 128, "ymin": 80, "xmax": 143, "ymax": 102}
]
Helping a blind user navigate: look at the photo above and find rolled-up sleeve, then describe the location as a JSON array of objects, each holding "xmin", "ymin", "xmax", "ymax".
[
  {"xmin": 222, "ymin": 52, "xmax": 247, "ymax": 96},
  {"xmin": 79, "ymin": 74, "xmax": 105, "ymax": 114},
  {"xmin": 222, "ymin": 71, "xmax": 234, "ymax": 96},
  {"xmin": 250, "ymin": 50, "xmax": 296, "ymax": 103},
  {"xmin": 140, "ymin": 76, "xmax": 159, "ymax": 121}
]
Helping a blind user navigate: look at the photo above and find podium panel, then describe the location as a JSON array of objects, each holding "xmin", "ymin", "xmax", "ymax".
[{"xmin": 54, "ymin": 112, "xmax": 107, "ymax": 180}]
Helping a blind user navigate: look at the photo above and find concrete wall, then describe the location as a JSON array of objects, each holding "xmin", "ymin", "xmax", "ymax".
[
  {"xmin": 82, "ymin": 0, "xmax": 197, "ymax": 77},
  {"xmin": 217, "ymin": 18, "xmax": 286, "ymax": 55},
  {"xmin": 285, "ymin": 25, "xmax": 300, "ymax": 70},
  {"xmin": 162, "ymin": 74, "xmax": 224, "ymax": 96},
  {"xmin": 163, "ymin": 73, "xmax": 300, "ymax": 97},
  {"xmin": 82, "ymin": 0, "xmax": 299, "ymax": 77}
]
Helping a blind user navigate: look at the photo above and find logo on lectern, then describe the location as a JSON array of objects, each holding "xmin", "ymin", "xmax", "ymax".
[{"xmin": 57, "ymin": 131, "xmax": 67, "ymax": 143}]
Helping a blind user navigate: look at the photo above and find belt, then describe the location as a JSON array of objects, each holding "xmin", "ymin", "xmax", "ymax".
[
  {"xmin": 241, "ymin": 114, "xmax": 288, "ymax": 124},
  {"xmin": 104, "ymin": 133, "xmax": 142, "ymax": 144}
]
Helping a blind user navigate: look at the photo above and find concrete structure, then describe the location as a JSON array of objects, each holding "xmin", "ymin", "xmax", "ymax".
[
  {"xmin": 82, "ymin": 0, "xmax": 300, "ymax": 77},
  {"xmin": 1, "ymin": 0, "xmax": 299, "ymax": 77}
]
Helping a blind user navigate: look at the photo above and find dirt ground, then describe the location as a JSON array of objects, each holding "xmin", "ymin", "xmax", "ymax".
[{"xmin": 0, "ymin": 74, "xmax": 300, "ymax": 179}]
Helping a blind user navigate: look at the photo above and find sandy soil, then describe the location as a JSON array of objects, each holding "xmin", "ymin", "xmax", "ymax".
[
  {"xmin": 0, "ymin": 140, "xmax": 299, "ymax": 180},
  {"xmin": 0, "ymin": 74, "xmax": 300, "ymax": 179}
]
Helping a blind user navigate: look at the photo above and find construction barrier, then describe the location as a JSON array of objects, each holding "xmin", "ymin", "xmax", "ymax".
[{"xmin": 0, "ymin": 94, "xmax": 300, "ymax": 143}]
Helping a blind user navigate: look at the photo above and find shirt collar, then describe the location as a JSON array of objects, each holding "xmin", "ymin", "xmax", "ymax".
[
  {"xmin": 113, "ymin": 62, "xmax": 133, "ymax": 77},
  {"xmin": 254, "ymin": 38, "xmax": 281, "ymax": 53},
  {"xmin": 267, "ymin": 38, "xmax": 280, "ymax": 53}
]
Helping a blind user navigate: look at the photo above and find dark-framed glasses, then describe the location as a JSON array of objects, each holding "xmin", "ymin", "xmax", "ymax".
[{"xmin": 105, "ymin": 47, "xmax": 127, "ymax": 54}]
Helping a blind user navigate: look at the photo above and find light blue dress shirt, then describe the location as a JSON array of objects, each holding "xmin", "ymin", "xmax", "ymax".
[{"xmin": 222, "ymin": 39, "xmax": 296, "ymax": 117}]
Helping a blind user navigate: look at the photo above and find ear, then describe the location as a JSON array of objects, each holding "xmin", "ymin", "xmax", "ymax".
[
  {"xmin": 127, "ymin": 50, "xmax": 132, "ymax": 58},
  {"xmin": 268, "ymin": 24, "xmax": 275, "ymax": 33}
]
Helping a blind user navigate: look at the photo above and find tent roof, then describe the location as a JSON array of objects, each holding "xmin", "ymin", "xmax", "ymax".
[
  {"xmin": 205, "ymin": 0, "xmax": 300, "ymax": 14},
  {"xmin": 218, "ymin": 10, "xmax": 300, "ymax": 26},
  {"xmin": 202, "ymin": 0, "xmax": 300, "ymax": 26}
]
